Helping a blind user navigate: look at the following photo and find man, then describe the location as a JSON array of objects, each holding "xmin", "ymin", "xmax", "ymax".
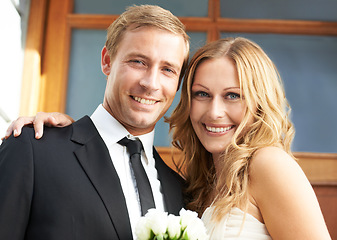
[{"xmin": 0, "ymin": 5, "xmax": 190, "ymax": 239}]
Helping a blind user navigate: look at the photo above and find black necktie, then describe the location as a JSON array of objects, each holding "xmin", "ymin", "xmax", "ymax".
[{"xmin": 118, "ymin": 137, "xmax": 156, "ymax": 215}]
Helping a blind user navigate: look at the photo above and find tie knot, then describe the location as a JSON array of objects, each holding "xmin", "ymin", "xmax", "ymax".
[{"xmin": 118, "ymin": 137, "xmax": 143, "ymax": 156}]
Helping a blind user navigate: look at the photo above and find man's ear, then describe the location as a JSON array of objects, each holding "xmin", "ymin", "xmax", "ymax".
[{"xmin": 101, "ymin": 46, "xmax": 111, "ymax": 76}]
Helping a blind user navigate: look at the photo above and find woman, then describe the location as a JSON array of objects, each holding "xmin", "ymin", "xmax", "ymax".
[
  {"xmin": 167, "ymin": 37, "xmax": 330, "ymax": 239},
  {"xmin": 4, "ymin": 37, "xmax": 331, "ymax": 239}
]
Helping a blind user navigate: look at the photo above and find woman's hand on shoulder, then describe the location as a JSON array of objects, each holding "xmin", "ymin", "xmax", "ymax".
[
  {"xmin": 249, "ymin": 146, "xmax": 331, "ymax": 239},
  {"xmin": 3, "ymin": 112, "xmax": 74, "ymax": 140}
]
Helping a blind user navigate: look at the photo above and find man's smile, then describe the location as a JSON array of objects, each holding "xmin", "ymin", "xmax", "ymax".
[{"xmin": 132, "ymin": 96, "xmax": 158, "ymax": 105}]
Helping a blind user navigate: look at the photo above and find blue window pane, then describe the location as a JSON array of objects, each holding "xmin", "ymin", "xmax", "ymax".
[
  {"xmin": 74, "ymin": 0, "xmax": 208, "ymax": 17},
  {"xmin": 220, "ymin": 0, "xmax": 337, "ymax": 21},
  {"xmin": 221, "ymin": 33, "xmax": 337, "ymax": 153},
  {"xmin": 66, "ymin": 29, "xmax": 107, "ymax": 120}
]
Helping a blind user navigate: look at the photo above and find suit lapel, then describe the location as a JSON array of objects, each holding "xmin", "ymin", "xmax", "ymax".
[
  {"xmin": 71, "ymin": 116, "xmax": 133, "ymax": 240},
  {"xmin": 153, "ymin": 147, "xmax": 184, "ymax": 216}
]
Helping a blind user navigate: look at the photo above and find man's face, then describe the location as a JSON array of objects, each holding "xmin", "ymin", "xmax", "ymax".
[{"xmin": 102, "ymin": 26, "xmax": 186, "ymax": 136}]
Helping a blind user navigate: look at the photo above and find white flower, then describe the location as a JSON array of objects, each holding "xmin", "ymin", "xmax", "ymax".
[
  {"xmin": 144, "ymin": 208, "xmax": 168, "ymax": 236},
  {"xmin": 135, "ymin": 217, "xmax": 151, "ymax": 240},
  {"xmin": 179, "ymin": 208, "xmax": 198, "ymax": 229},
  {"xmin": 135, "ymin": 208, "xmax": 208, "ymax": 240},
  {"xmin": 167, "ymin": 214, "xmax": 182, "ymax": 239},
  {"xmin": 182, "ymin": 218, "xmax": 209, "ymax": 240}
]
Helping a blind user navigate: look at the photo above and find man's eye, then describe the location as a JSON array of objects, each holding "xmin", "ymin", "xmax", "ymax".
[
  {"xmin": 130, "ymin": 60, "xmax": 144, "ymax": 65},
  {"xmin": 164, "ymin": 68, "xmax": 174, "ymax": 73},
  {"xmin": 163, "ymin": 67, "xmax": 178, "ymax": 77}
]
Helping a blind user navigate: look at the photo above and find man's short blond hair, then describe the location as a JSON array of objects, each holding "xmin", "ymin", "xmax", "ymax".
[{"xmin": 105, "ymin": 5, "xmax": 190, "ymax": 86}]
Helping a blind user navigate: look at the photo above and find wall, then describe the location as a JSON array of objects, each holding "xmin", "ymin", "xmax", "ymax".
[{"xmin": 0, "ymin": 0, "xmax": 31, "ymax": 140}]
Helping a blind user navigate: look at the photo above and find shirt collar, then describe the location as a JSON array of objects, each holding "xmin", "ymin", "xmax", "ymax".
[
  {"xmin": 135, "ymin": 131, "xmax": 155, "ymax": 166},
  {"xmin": 90, "ymin": 104, "xmax": 155, "ymax": 165}
]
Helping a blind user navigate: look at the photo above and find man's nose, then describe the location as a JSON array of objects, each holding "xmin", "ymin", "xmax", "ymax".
[{"xmin": 139, "ymin": 68, "xmax": 160, "ymax": 91}]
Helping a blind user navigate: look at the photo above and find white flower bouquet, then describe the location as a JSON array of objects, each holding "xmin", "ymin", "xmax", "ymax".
[{"xmin": 135, "ymin": 208, "xmax": 209, "ymax": 240}]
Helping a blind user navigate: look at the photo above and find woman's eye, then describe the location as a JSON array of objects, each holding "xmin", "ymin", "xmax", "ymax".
[
  {"xmin": 193, "ymin": 91, "xmax": 209, "ymax": 98},
  {"xmin": 226, "ymin": 92, "xmax": 240, "ymax": 99}
]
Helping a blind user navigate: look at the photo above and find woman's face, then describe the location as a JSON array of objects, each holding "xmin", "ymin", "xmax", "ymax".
[{"xmin": 189, "ymin": 57, "xmax": 247, "ymax": 160}]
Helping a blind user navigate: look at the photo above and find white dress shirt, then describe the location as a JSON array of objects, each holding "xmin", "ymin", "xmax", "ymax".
[{"xmin": 90, "ymin": 105, "xmax": 166, "ymax": 238}]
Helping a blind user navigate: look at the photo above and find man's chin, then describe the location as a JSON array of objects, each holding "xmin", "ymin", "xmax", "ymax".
[{"xmin": 124, "ymin": 117, "xmax": 158, "ymax": 135}]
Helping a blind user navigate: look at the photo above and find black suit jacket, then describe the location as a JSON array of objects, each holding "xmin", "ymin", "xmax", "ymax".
[{"xmin": 0, "ymin": 116, "xmax": 185, "ymax": 240}]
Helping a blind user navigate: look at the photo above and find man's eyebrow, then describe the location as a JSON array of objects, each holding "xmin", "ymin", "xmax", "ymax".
[
  {"xmin": 162, "ymin": 61, "xmax": 181, "ymax": 71},
  {"xmin": 125, "ymin": 52, "xmax": 149, "ymax": 60}
]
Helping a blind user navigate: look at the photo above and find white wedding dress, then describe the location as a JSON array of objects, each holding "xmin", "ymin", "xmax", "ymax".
[{"xmin": 201, "ymin": 207, "xmax": 272, "ymax": 239}]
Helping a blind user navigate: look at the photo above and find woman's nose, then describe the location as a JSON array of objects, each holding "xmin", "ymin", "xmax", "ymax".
[{"xmin": 208, "ymin": 97, "xmax": 226, "ymax": 119}]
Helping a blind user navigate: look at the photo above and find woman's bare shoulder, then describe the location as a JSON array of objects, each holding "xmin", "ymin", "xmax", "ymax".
[
  {"xmin": 248, "ymin": 146, "xmax": 305, "ymax": 198},
  {"xmin": 250, "ymin": 146, "xmax": 297, "ymax": 175}
]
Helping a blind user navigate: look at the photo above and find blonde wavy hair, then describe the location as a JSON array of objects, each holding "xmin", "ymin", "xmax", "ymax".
[
  {"xmin": 167, "ymin": 37, "xmax": 295, "ymax": 219},
  {"xmin": 105, "ymin": 4, "xmax": 190, "ymax": 86}
]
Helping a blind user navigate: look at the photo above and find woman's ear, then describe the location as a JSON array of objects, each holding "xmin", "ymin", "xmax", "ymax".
[{"xmin": 101, "ymin": 46, "xmax": 111, "ymax": 76}]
